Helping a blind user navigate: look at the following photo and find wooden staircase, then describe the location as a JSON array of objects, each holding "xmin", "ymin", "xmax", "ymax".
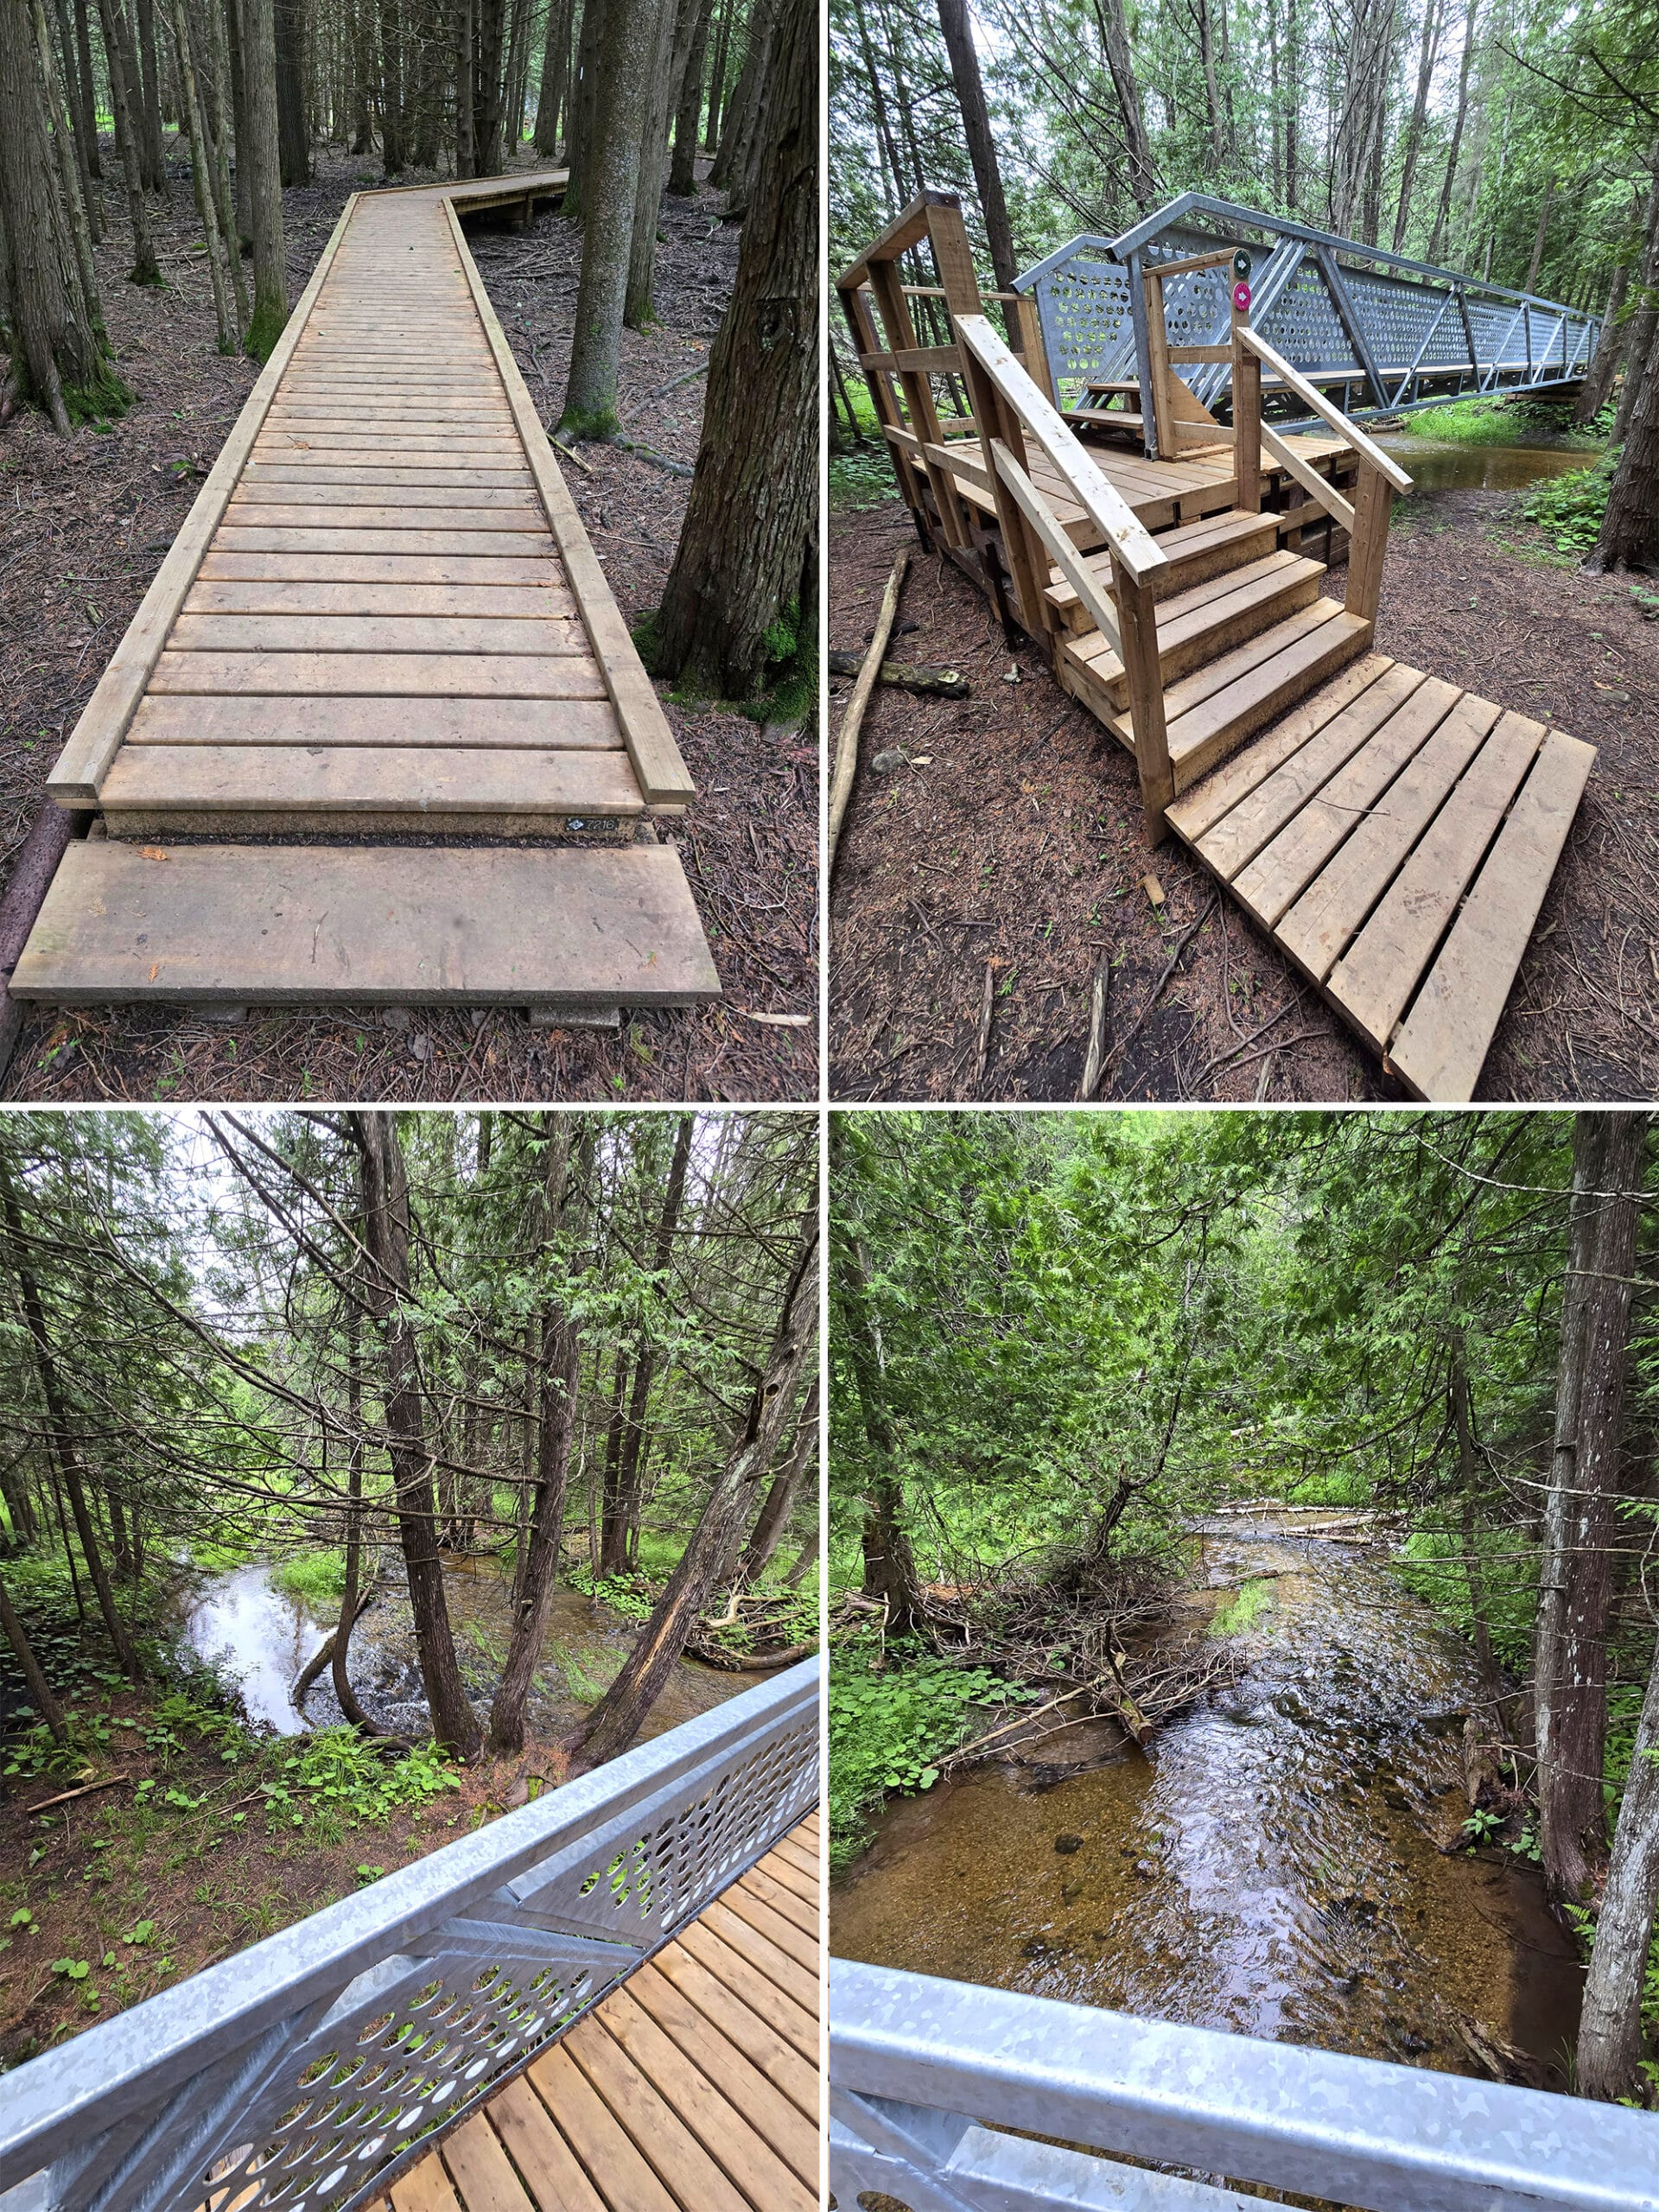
[{"xmin": 1050, "ymin": 514, "xmax": 1374, "ymax": 792}]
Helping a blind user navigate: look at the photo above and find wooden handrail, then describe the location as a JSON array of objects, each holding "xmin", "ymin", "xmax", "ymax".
[
  {"xmin": 1238, "ymin": 327, "xmax": 1413, "ymax": 492},
  {"xmin": 988, "ymin": 442, "xmax": 1122, "ymax": 657},
  {"xmin": 954, "ymin": 315, "xmax": 1166, "ymax": 585}
]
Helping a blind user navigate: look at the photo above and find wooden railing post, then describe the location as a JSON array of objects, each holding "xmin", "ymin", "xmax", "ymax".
[
  {"xmin": 1344, "ymin": 468, "xmax": 1394, "ymax": 624},
  {"xmin": 1142, "ymin": 265, "xmax": 1174, "ymax": 459},
  {"xmin": 1115, "ymin": 556, "xmax": 1173, "ymax": 842},
  {"xmin": 1231, "ymin": 289, "xmax": 1261, "ymax": 514}
]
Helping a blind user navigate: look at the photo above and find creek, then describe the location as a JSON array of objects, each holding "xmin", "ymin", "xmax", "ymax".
[
  {"xmin": 1373, "ymin": 429, "xmax": 1593, "ymax": 496},
  {"xmin": 833, "ymin": 1512, "xmax": 1584, "ymax": 2088},
  {"xmin": 176, "ymin": 1554, "xmax": 744, "ymax": 1742}
]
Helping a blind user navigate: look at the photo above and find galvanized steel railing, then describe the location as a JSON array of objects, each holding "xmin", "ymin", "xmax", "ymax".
[
  {"xmin": 0, "ymin": 1659, "xmax": 820, "ymax": 2212},
  {"xmin": 1016, "ymin": 191, "xmax": 1600, "ymax": 454},
  {"xmin": 830, "ymin": 1958, "xmax": 1659, "ymax": 2211}
]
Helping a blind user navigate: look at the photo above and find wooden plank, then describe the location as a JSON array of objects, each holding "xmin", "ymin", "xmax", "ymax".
[
  {"xmin": 524, "ymin": 2044, "xmax": 679, "ymax": 2212},
  {"xmin": 627, "ymin": 1962, "xmax": 817, "ymax": 2187},
  {"xmin": 11, "ymin": 844, "xmax": 720, "ymax": 1007},
  {"xmin": 1155, "ymin": 608, "xmax": 1371, "ymax": 785},
  {"xmin": 674, "ymin": 1923, "xmax": 816, "ymax": 2060},
  {"xmin": 716, "ymin": 1885, "xmax": 817, "ymax": 1973},
  {"xmin": 125, "ymin": 695, "xmax": 621, "ymax": 748},
  {"xmin": 446, "ymin": 197, "xmax": 694, "ymax": 809},
  {"xmin": 184, "ymin": 580, "xmax": 579, "ymax": 618},
  {"xmin": 563, "ymin": 2020, "xmax": 753, "ymax": 2212},
  {"xmin": 199, "ymin": 550, "xmax": 563, "ymax": 582},
  {"xmin": 641, "ymin": 1950, "xmax": 817, "ymax": 2121},
  {"xmin": 485, "ymin": 2075, "xmax": 608, "ymax": 2212},
  {"xmin": 697, "ymin": 1901, "xmax": 817, "ymax": 2018},
  {"xmin": 1230, "ymin": 677, "xmax": 1463, "ymax": 927},
  {"xmin": 389, "ymin": 2154, "xmax": 463, "ymax": 2212},
  {"xmin": 239, "ymin": 461, "xmax": 536, "ymax": 484},
  {"xmin": 149, "ymin": 652, "xmax": 605, "ymax": 697},
  {"xmin": 257, "ymin": 431, "xmax": 522, "ymax": 452},
  {"xmin": 1181, "ymin": 662, "xmax": 1424, "ymax": 870},
  {"xmin": 167, "ymin": 614, "xmax": 584, "ymax": 655},
  {"xmin": 758, "ymin": 1843, "xmax": 817, "ymax": 1900},
  {"xmin": 592, "ymin": 1990, "xmax": 815, "ymax": 2212},
  {"xmin": 45, "ymin": 191, "xmax": 363, "ymax": 804},
  {"xmin": 1389, "ymin": 731, "xmax": 1595, "ymax": 1101},
  {"xmin": 236, "ymin": 480, "xmax": 541, "ymax": 507},
  {"xmin": 440, "ymin": 2115, "xmax": 536, "ymax": 2212},
  {"xmin": 1127, "ymin": 598, "xmax": 1346, "ymax": 731},
  {"xmin": 225, "ymin": 507, "xmax": 551, "ymax": 533},
  {"xmin": 99, "ymin": 746, "xmax": 643, "ymax": 819},
  {"xmin": 767, "ymin": 1834, "xmax": 818, "ymax": 1882},
  {"xmin": 733, "ymin": 1861, "xmax": 816, "ymax": 1938},
  {"xmin": 1260, "ymin": 423, "xmax": 1356, "ymax": 531},
  {"xmin": 213, "ymin": 529, "xmax": 559, "ymax": 556},
  {"xmin": 1276, "ymin": 690, "xmax": 1503, "ymax": 980},
  {"xmin": 1327, "ymin": 709, "xmax": 1548, "ymax": 1047}
]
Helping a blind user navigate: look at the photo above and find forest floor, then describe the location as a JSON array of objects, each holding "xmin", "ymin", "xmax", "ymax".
[
  {"xmin": 0, "ymin": 143, "xmax": 816, "ymax": 1104},
  {"xmin": 828, "ymin": 474, "xmax": 1659, "ymax": 1103},
  {"xmin": 0, "ymin": 1669, "xmax": 551, "ymax": 2069}
]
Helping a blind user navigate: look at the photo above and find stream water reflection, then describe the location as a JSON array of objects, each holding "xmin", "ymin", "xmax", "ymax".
[
  {"xmin": 177, "ymin": 1554, "xmax": 743, "ymax": 1743},
  {"xmin": 833, "ymin": 1520, "xmax": 1584, "ymax": 2087}
]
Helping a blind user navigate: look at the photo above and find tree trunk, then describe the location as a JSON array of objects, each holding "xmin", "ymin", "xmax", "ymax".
[
  {"xmin": 473, "ymin": 0, "xmax": 505, "ymax": 172},
  {"xmin": 531, "ymin": 0, "xmax": 568, "ymax": 155},
  {"xmin": 837, "ymin": 1235, "xmax": 925, "ymax": 1638},
  {"xmin": 1535, "ymin": 1110, "xmax": 1647, "ymax": 1906},
  {"xmin": 1090, "ymin": 0, "xmax": 1157, "ymax": 213},
  {"xmin": 1576, "ymin": 256, "xmax": 1630, "ymax": 426},
  {"xmin": 1524, "ymin": 174, "xmax": 1555, "ymax": 296},
  {"xmin": 625, "ymin": 0, "xmax": 683, "ymax": 328},
  {"xmin": 196, "ymin": 0, "xmax": 246, "ymax": 320},
  {"xmin": 28, "ymin": 0, "xmax": 102, "ymax": 343},
  {"xmin": 170, "ymin": 0, "xmax": 237, "ymax": 350},
  {"xmin": 739, "ymin": 1376, "xmax": 816, "ymax": 1581},
  {"xmin": 563, "ymin": 0, "xmax": 603, "ymax": 210},
  {"xmin": 97, "ymin": 0, "xmax": 163, "ymax": 283},
  {"xmin": 1590, "ymin": 307, "xmax": 1659, "ymax": 573},
  {"xmin": 557, "ymin": 0, "xmax": 658, "ymax": 435},
  {"xmin": 72, "ymin": 0, "xmax": 100, "ymax": 175},
  {"xmin": 1390, "ymin": 0, "xmax": 1439, "ymax": 251},
  {"xmin": 706, "ymin": 0, "xmax": 770, "ymax": 194},
  {"xmin": 1614, "ymin": 151, "xmax": 1659, "ymax": 442},
  {"xmin": 566, "ymin": 1223, "xmax": 817, "ymax": 1773},
  {"xmin": 273, "ymin": 0, "xmax": 308, "ymax": 180},
  {"xmin": 52, "ymin": 0, "xmax": 102, "ymax": 239},
  {"xmin": 1452, "ymin": 1332, "xmax": 1506, "ymax": 1732},
  {"xmin": 1578, "ymin": 1624, "xmax": 1659, "ymax": 2098},
  {"xmin": 490, "ymin": 1120, "xmax": 591, "ymax": 1755},
  {"xmin": 607, "ymin": 1115, "xmax": 693, "ymax": 1573},
  {"xmin": 652, "ymin": 0, "xmax": 813, "ymax": 696},
  {"xmin": 0, "ymin": 1162, "xmax": 145, "ymax": 1681},
  {"xmin": 225, "ymin": 0, "xmax": 252, "ymax": 240},
  {"xmin": 598, "ymin": 1346, "xmax": 631, "ymax": 1573},
  {"xmin": 238, "ymin": 0, "xmax": 287, "ymax": 356},
  {"xmin": 1283, "ymin": 0, "xmax": 1298, "ymax": 208},
  {"xmin": 935, "ymin": 0, "xmax": 1014, "ymax": 290},
  {"xmin": 331, "ymin": 1293, "xmax": 387, "ymax": 1734},
  {"xmin": 135, "ymin": 0, "xmax": 168, "ymax": 188},
  {"xmin": 375, "ymin": 0, "xmax": 404, "ymax": 170},
  {"xmin": 454, "ymin": 0, "xmax": 474, "ymax": 170},
  {"xmin": 352, "ymin": 1111, "xmax": 481, "ymax": 1761},
  {"xmin": 0, "ymin": 1569, "xmax": 68, "ymax": 1741},
  {"xmin": 1427, "ymin": 0, "xmax": 1476, "ymax": 266},
  {"xmin": 667, "ymin": 0, "xmax": 709, "ymax": 194}
]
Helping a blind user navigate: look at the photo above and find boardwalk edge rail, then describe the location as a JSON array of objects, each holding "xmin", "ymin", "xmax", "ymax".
[
  {"xmin": 830, "ymin": 1958, "xmax": 1659, "ymax": 2212},
  {"xmin": 0, "ymin": 1658, "xmax": 819, "ymax": 2212}
]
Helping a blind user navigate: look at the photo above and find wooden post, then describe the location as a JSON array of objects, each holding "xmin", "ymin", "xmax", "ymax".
[
  {"xmin": 1010, "ymin": 292, "xmax": 1057, "ymax": 406},
  {"xmin": 1115, "ymin": 556, "xmax": 1173, "ymax": 842},
  {"xmin": 842, "ymin": 283, "xmax": 931, "ymax": 545},
  {"xmin": 868, "ymin": 257, "xmax": 970, "ymax": 549},
  {"xmin": 1344, "ymin": 469, "xmax": 1394, "ymax": 624},
  {"xmin": 1232, "ymin": 321, "xmax": 1261, "ymax": 515},
  {"xmin": 1143, "ymin": 266, "xmax": 1174, "ymax": 461}
]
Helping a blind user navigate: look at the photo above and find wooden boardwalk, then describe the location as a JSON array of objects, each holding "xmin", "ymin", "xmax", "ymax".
[
  {"xmin": 13, "ymin": 174, "xmax": 720, "ymax": 1020},
  {"xmin": 381, "ymin": 1813, "xmax": 820, "ymax": 2212}
]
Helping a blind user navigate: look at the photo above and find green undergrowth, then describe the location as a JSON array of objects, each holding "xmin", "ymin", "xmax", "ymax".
[
  {"xmin": 1392, "ymin": 1523, "xmax": 1540, "ymax": 1676},
  {"xmin": 1516, "ymin": 450, "xmax": 1619, "ymax": 556},
  {"xmin": 1210, "ymin": 1577, "xmax": 1275, "ymax": 1636},
  {"xmin": 1408, "ymin": 393, "xmax": 1609, "ymax": 448},
  {"xmin": 269, "ymin": 1550, "xmax": 348, "ymax": 1609},
  {"xmin": 830, "ymin": 442, "xmax": 899, "ymax": 511},
  {"xmin": 829, "ymin": 1635, "xmax": 1039, "ymax": 1871}
]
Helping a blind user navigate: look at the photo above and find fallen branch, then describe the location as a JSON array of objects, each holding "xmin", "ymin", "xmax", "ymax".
[
  {"xmin": 1107, "ymin": 894, "xmax": 1219, "ymax": 1089},
  {"xmin": 1080, "ymin": 962, "xmax": 1111, "ymax": 1099},
  {"xmin": 29, "ymin": 1773, "xmax": 131, "ymax": 1813},
  {"xmin": 975, "ymin": 958, "xmax": 995, "ymax": 1084},
  {"xmin": 829, "ymin": 547, "xmax": 911, "ymax": 876},
  {"xmin": 622, "ymin": 361, "xmax": 709, "ymax": 421}
]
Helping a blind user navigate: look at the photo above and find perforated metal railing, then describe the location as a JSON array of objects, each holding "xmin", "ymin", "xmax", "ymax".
[
  {"xmin": 831, "ymin": 1959, "xmax": 1659, "ymax": 2212},
  {"xmin": 0, "ymin": 1659, "xmax": 820, "ymax": 2212},
  {"xmin": 1015, "ymin": 191, "xmax": 1600, "ymax": 454}
]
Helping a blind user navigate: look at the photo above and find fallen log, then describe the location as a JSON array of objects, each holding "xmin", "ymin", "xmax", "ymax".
[
  {"xmin": 827, "ymin": 650, "xmax": 969, "ymax": 697},
  {"xmin": 829, "ymin": 547, "xmax": 910, "ymax": 876}
]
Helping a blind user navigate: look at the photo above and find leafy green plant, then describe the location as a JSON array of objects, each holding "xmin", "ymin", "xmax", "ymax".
[
  {"xmin": 829, "ymin": 1637, "xmax": 1038, "ymax": 1869},
  {"xmin": 1460, "ymin": 1807, "xmax": 1503, "ymax": 1849},
  {"xmin": 1518, "ymin": 452, "xmax": 1618, "ymax": 555},
  {"xmin": 258, "ymin": 1730, "xmax": 459, "ymax": 1830}
]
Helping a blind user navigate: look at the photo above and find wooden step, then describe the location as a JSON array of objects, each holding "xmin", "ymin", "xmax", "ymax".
[
  {"xmin": 1059, "ymin": 551, "xmax": 1326, "ymax": 708},
  {"xmin": 10, "ymin": 842, "xmax": 720, "ymax": 1009},
  {"xmin": 1046, "ymin": 508, "xmax": 1284, "ymax": 632},
  {"xmin": 1164, "ymin": 654, "xmax": 1594, "ymax": 1099},
  {"xmin": 1113, "ymin": 600, "xmax": 1375, "ymax": 790},
  {"xmin": 1065, "ymin": 408, "xmax": 1146, "ymax": 435}
]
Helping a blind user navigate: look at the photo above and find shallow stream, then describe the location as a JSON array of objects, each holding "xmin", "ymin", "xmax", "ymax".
[
  {"xmin": 833, "ymin": 1516, "xmax": 1583, "ymax": 2087},
  {"xmin": 1372, "ymin": 431, "xmax": 1592, "ymax": 496},
  {"xmin": 176, "ymin": 1554, "xmax": 741, "ymax": 1743}
]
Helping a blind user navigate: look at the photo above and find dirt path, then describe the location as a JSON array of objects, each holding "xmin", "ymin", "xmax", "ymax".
[
  {"xmin": 1, "ymin": 149, "xmax": 815, "ymax": 1103},
  {"xmin": 828, "ymin": 476, "xmax": 1657, "ymax": 1103}
]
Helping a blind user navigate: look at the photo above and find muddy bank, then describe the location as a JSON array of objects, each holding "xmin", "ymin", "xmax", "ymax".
[
  {"xmin": 177, "ymin": 1554, "xmax": 744, "ymax": 1743},
  {"xmin": 833, "ymin": 1520, "xmax": 1583, "ymax": 2088},
  {"xmin": 828, "ymin": 453, "xmax": 1656, "ymax": 1103}
]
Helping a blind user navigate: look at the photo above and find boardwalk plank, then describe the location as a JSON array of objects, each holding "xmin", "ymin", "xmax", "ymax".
[
  {"xmin": 149, "ymin": 652, "xmax": 606, "ymax": 696},
  {"xmin": 697, "ymin": 1900, "xmax": 817, "ymax": 2017},
  {"xmin": 486, "ymin": 2075, "xmax": 608, "ymax": 2212},
  {"xmin": 126, "ymin": 696, "xmax": 620, "ymax": 748},
  {"xmin": 441, "ymin": 2117, "xmax": 537, "ymax": 2212},
  {"xmin": 167, "ymin": 615, "xmax": 585, "ymax": 655},
  {"xmin": 563, "ymin": 2021, "xmax": 753, "ymax": 2212},
  {"xmin": 99, "ymin": 745, "xmax": 643, "ymax": 826},
  {"xmin": 220, "ymin": 507, "xmax": 552, "ymax": 532},
  {"xmin": 627, "ymin": 1964, "xmax": 817, "ymax": 2186},
  {"xmin": 673, "ymin": 1923, "xmax": 817, "ymax": 2057},
  {"xmin": 524, "ymin": 2046, "xmax": 679, "ymax": 2212},
  {"xmin": 717, "ymin": 1885, "xmax": 817, "ymax": 1971},
  {"xmin": 214, "ymin": 528, "xmax": 559, "ymax": 555},
  {"xmin": 184, "ymin": 581, "xmax": 579, "ymax": 617}
]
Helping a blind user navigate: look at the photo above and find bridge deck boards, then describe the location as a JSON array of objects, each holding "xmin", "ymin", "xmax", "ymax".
[
  {"xmin": 17, "ymin": 172, "xmax": 718, "ymax": 1015},
  {"xmin": 1166, "ymin": 655, "xmax": 1593, "ymax": 1098},
  {"xmin": 381, "ymin": 1815, "xmax": 821, "ymax": 2212}
]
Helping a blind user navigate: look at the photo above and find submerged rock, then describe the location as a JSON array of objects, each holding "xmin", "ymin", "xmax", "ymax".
[{"xmin": 1054, "ymin": 1832, "xmax": 1084, "ymax": 1853}]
